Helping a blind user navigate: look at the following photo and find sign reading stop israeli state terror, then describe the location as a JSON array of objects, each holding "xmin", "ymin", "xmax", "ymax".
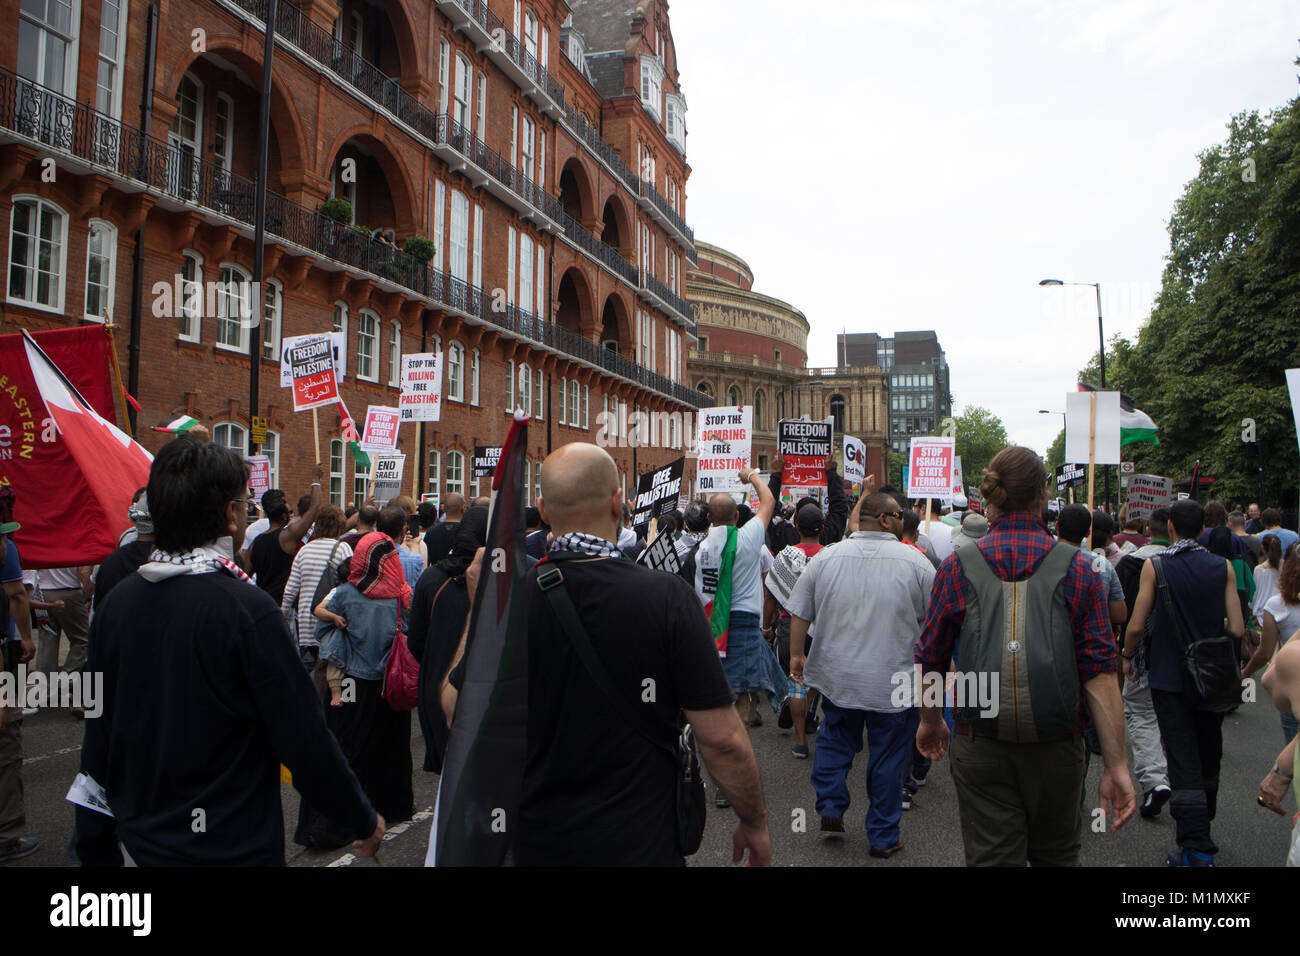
[
  {"xmin": 631, "ymin": 457, "xmax": 685, "ymax": 528},
  {"xmin": 247, "ymin": 455, "xmax": 272, "ymax": 498},
  {"xmin": 906, "ymin": 437, "xmax": 955, "ymax": 500},
  {"xmin": 399, "ymin": 353, "xmax": 443, "ymax": 423},
  {"xmin": 360, "ymin": 406, "xmax": 401, "ymax": 454},
  {"xmin": 778, "ymin": 419, "xmax": 832, "ymax": 488},
  {"xmin": 695, "ymin": 406, "xmax": 752, "ymax": 495},
  {"xmin": 289, "ymin": 335, "xmax": 338, "ymax": 412}
]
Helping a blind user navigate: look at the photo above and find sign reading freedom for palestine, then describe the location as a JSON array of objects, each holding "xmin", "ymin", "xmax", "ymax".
[
  {"xmin": 289, "ymin": 335, "xmax": 338, "ymax": 412},
  {"xmin": 778, "ymin": 419, "xmax": 832, "ymax": 488}
]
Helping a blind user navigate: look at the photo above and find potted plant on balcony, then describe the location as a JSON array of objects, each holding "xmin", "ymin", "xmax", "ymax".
[
  {"xmin": 403, "ymin": 236, "xmax": 435, "ymax": 264},
  {"xmin": 320, "ymin": 197, "xmax": 354, "ymax": 251}
]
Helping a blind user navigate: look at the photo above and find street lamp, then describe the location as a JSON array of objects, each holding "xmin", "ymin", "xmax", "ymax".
[{"xmin": 1040, "ymin": 278, "xmax": 1109, "ymax": 512}]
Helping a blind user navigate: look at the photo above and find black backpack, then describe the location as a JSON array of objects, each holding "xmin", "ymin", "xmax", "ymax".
[{"xmin": 1116, "ymin": 553, "xmax": 1146, "ymax": 619}]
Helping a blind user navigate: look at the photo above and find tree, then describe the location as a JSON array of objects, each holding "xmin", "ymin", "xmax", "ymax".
[
  {"xmin": 953, "ymin": 406, "xmax": 1010, "ymax": 489},
  {"xmin": 1046, "ymin": 427, "xmax": 1066, "ymax": 471}
]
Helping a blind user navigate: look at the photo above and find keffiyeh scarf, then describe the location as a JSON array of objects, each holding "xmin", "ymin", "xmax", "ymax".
[
  {"xmin": 138, "ymin": 544, "xmax": 253, "ymax": 584},
  {"xmin": 549, "ymin": 532, "xmax": 624, "ymax": 559}
]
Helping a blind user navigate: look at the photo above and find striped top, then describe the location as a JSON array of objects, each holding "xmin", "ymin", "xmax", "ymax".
[{"xmin": 281, "ymin": 538, "xmax": 353, "ymax": 647}]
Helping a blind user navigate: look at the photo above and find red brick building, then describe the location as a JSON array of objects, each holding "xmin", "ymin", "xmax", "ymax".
[
  {"xmin": 687, "ymin": 241, "xmax": 890, "ymax": 484},
  {"xmin": 0, "ymin": 0, "xmax": 698, "ymax": 508}
]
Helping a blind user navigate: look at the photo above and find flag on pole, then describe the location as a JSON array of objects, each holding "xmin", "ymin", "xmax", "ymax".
[
  {"xmin": 4, "ymin": 331, "xmax": 152, "ymax": 567},
  {"xmin": 427, "ymin": 411, "xmax": 530, "ymax": 867},
  {"xmin": 151, "ymin": 415, "xmax": 201, "ymax": 434},
  {"xmin": 1077, "ymin": 383, "xmax": 1159, "ymax": 446},
  {"xmin": 337, "ymin": 397, "xmax": 369, "ymax": 469}
]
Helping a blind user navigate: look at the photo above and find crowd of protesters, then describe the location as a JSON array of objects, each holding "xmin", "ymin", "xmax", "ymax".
[{"xmin": 1, "ymin": 429, "xmax": 1299, "ymax": 869}]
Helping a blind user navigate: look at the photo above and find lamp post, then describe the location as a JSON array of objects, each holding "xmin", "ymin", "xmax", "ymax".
[{"xmin": 1040, "ymin": 278, "xmax": 1109, "ymax": 512}]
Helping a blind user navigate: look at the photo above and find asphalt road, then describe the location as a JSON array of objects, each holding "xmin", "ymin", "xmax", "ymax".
[{"xmin": 8, "ymin": 667, "xmax": 1294, "ymax": 869}]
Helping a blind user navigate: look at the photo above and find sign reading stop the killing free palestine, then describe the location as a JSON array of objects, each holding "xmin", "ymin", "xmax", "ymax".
[
  {"xmin": 360, "ymin": 406, "xmax": 401, "ymax": 454},
  {"xmin": 906, "ymin": 437, "xmax": 955, "ymax": 500},
  {"xmin": 289, "ymin": 335, "xmax": 338, "ymax": 412},
  {"xmin": 399, "ymin": 353, "xmax": 443, "ymax": 423},
  {"xmin": 778, "ymin": 419, "xmax": 832, "ymax": 488},
  {"xmin": 695, "ymin": 406, "xmax": 752, "ymax": 495}
]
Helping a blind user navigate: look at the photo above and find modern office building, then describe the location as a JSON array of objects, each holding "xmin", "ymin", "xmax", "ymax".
[{"xmin": 840, "ymin": 331, "xmax": 950, "ymax": 458}]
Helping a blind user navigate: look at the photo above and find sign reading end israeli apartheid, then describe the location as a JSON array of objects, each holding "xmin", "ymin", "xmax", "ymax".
[
  {"xmin": 1126, "ymin": 474, "xmax": 1174, "ymax": 521},
  {"xmin": 372, "ymin": 454, "xmax": 406, "ymax": 508},
  {"xmin": 473, "ymin": 445, "xmax": 503, "ymax": 479},
  {"xmin": 399, "ymin": 353, "xmax": 443, "ymax": 423},
  {"xmin": 637, "ymin": 529, "xmax": 681, "ymax": 574},
  {"xmin": 778, "ymin": 419, "xmax": 832, "ymax": 488},
  {"xmin": 631, "ymin": 457, "xmax": 685, "ymax": 528},
  {"xmin": 360, "ymin": 406, "xmax": 401, "ymax": 454},
  {"xmin": 906, "ymin": 436, "xmax": 955, "ymax": 500},
  {"xmin": 289, "ymin": 335, "xmax": 339, "ymax": 412},
  {"xmin": 695, "ymin": 406, "xmax": 752, "ymax": 495}
]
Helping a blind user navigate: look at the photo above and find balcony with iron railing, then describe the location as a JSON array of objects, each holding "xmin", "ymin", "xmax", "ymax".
[
  {"xmin": 562, "ymin": 100, "xmax": 639, "ymax": 193},
  {"xmin": 638, "ymin": 271, "xmax": 694, "ymax": 331},
  {"xmin": 0, "ymin": 68, "xmax": 705, "ymax": 409},
  {"xmin": 433, "ymin": 0, "xmax": 566, "ymax": 116},
  {"xmin": 638, "ymin": 177, "xmax": 694, "ymax": 248}
]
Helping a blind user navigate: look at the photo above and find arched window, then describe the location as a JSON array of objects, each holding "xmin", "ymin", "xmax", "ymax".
[
  {"xmin": 776, "ymin": 390, "xmax": 785, "ymax": 421},
  {"xmin": 517, "ymin": 364, "xmax": 532, "ymax": 415},
  {"xmin": 727, "ymin": 384, "xmax": 741, "ymax": 408},
  {"xmin": 261, "ymin": 278, "xmax": 281, "ymax": 360},
  {"xmin": 470, "ymin": 349, "xmax": 480, "ymax": 405},
  {"xmin": 753, "ymin": 389, "xmax": 765, "ymax": 431},
  {"xmin": 84, "ymin": 219, "xmax": 117, "ymax": 321},
  {"xmin": 213, "ymin": 421, "xmax": 247, "ymax": 457},
  {"xmin": 215, "ymin": 264, "xmax": 251, "ymax": 351},
  {"xmin": 263, "ymin": 430, "xmax": 280, "ymax": 488},
  {"xmin": 446, "ymin": 450, "xmax": 464, "ymax": 495},
  {"xmin": 697, "ymin": 381, "xmax": 713, "ymax": 399},
  {"xmin": 448, "ymin": 341, "xmax": 464, "ymax": 401},
  {"xmin": 829, "ymin": 394, "xmax": 847, "ymax": 435},
  {"xmin": 388, "ymin": 320, "xmax": 401, "ymax": 387},
  {"xmin": 9, "ymin": 197, "xmax": 69, "ymax": 311},
  {"xmin": 357, "ymin": 310, "xmax": 378, "ymax": 381},
  {"xmin": 179, "ymin": 250, "xmax": 203, "ymax": 342}
]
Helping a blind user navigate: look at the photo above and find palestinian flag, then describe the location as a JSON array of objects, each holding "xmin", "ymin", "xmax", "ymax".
[
  {"xmin": 152, "ymin": 414, "xmax": 200, "ymax": 434},
  {"xmin": 1078, "ymin": 383, "xmax": 1159, "ymax": 446},
  {"xmin": 337, "ymin": 398, "xmax": 369, "ymax": 469},
  {"xmin": 693, "ymin": 524, "xmax": 737, "ymax": 657},
  {"xmin": 427, "ymin": 411, "xmax": 530, "ymax": 867}
]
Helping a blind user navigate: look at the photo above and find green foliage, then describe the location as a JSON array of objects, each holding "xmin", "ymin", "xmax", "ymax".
[
  {"xmin": 403, "ymin": 236, "xmax": 436, "ymax": 263},
  {"xmin": 321, "ymin": 197, "xmax": 353, "ymax": 225},
  {"xmin": 1046, "ymin": 427, "xmax": 1066, "ymax": 471},
  {"xmin": 1074, "ymin": 76, "xmax": 1300, "ymax": 509},
  {"xmin": 953, "ymin": 405, "xmax": 1010, "ymax": 488}
]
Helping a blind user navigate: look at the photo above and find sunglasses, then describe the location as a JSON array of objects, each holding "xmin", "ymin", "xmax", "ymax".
[{"xmin": 866, "ymin": 510, "xmax": 902, "ymax": 520}]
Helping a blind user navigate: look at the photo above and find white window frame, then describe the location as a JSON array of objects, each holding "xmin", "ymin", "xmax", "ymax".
[
  {"xmin": 448, "ymin": 341, "xmax": 464, "ymax": 401},
  {"xmin": 533, "ymin": 366, "xmax": 543, "ymax": 421},
  {"xmin": 329, "ymin": 439, "xmax": 345, "ymax": 505},
  {"xmin": 517, "ymin": 364, "xmax": 531, "ymax": 415},
  {"xmin": 213, "ymin": 421, "xmax": 247, "ymax": 459},
  {"xmin": 449, "ymin": 190, "xmax": 469, "ymax": 283},
  {"xmin": 507, "ymin": 227, "xmax": 517, "ymax": 307},
  {"xmin": 559, "ymin": 377, "xmax": 567, "ymax": 425},
  {"xmin": 433, "ymin": 180, "xmax": 446, "ymax": 273},
  {"xmin": 7, "ymin": 196, "xmax": 69, "ymax": 313},
  {"xmin": 356, "ymin": 309, "xmax": 379, "ymax": 381},
  {"xmin": 535, "ymin": 246, "xmax": 545, "ymax": 320},
  {"xmin": 519, "ymin": 233, "xmax": 534, "ymax": 316},
  {"xmin": 639, "ymin": 56, "xmax": 663, "ymax": 121},
  {"xmin": 261, "ymin": 277, "xmax": 281, "ymax": 360},
  {"xmin": 427, "ymin": 449, "xmax": 441, "ymax": 498},
  {"xmin": 453, "ymin": 53, "xmax": 472, "ymax": 129},
  {"xmin": 18, "ymin": 0, "xmax": 81, "ymax": 98},
  {"xmin": 446, "ymin": 450, "xmax": 465, "ymax": 496},
  {"xmin": 520, "ymin": 115, "xmax": 536, "ymax": 181},
  {"xmin": 582, "ymin": 385, "xmax": 589, "ymax": 428},
  {"xmin": 263, "ymin": 429, "xmax": 280, "ymax": 486},
  {"xmin": 505, "ymin": 358, "xmax": 515, "ymax": 413},
  {"xmin": 179, "ymin": 249, "xmax": 203, "ymax": 342},
  {"xmin": 387, "ymin": 319, "xmax": 401, "ymax": 387},
  {"xmin": 84, "ymin": 218, "xmax": 117, "ymax": 322},
  {"xmin": 213, "ymin": 92, "xmax": 234, "ymax": 175},
  {"xmin": 470, "ymin": 348, "xmax": 480, "ymax": 405},
  {"xmin": 472, "ymin": 204, "xmax": 483, "ymax": 290},
  {"xmin": 476, "ymin": 72, "xmax": 487, "ymax": 139},
  {"xmin": 95, "ymin": 0, "xmax": 127, "ymax": 120},
  {"xmin": 438, "ymin": 39, "xmax": 450, "ymax": 114},
  {"xmin": 214, "ymin": 263, "xmax": 251, "ymax": 352}
]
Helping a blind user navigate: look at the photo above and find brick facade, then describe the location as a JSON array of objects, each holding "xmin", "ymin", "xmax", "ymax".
[{"xmin": 0, "ymin": 0, "xmax": 699, "ymax": 508}]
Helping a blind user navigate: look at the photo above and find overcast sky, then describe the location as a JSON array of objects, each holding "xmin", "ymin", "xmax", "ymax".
[{"xmin": 671, "ymin": 0, "xmax": 1298, "ymax": 455}]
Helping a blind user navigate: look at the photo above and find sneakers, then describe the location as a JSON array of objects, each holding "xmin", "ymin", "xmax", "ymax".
[
  {"xmin": 1141, "ymin": 785, "xmax": 1172, "ymax": 819},
  {"xmin": 805, "ymin": 714, "xmax": 820, "ymax": 736},
  {"xmin": 791, "ymin": 743, "xmax": 809, "ymax": 759},
  {"xmin": 1166, "ymin": 848, "xmax": 1215, "ymax": 867},
  {"xmin": 869, "ymin": 840, "xmax": 903, "ymax": 859},
  {"xmin": 777, "ymin": 698, "xmax": 794, "ymax": 730},
  {"xmin": 819, "ymin": 816, "xmax": 845, "ymax": 833},
  {"xmin": 715, "ymin": 789, "xmax": 730, "ymax": 809},
  {"xmin": 0, "ymin": 836, "xmax": 40, "ymax": 864},
  {"xmin": 902, "ymin": 786, "xmax": 916, "ymax": 811}
]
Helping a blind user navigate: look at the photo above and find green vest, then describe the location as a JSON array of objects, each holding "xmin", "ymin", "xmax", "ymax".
[{"xmin": 955, "ymin": 541, "xmax": 1080, "ymax": 743}]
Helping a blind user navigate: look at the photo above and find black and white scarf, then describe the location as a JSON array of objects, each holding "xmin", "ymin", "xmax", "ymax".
[{"xmin": 549, "ymin": 532, "xmax": 624, "ymax": 559}]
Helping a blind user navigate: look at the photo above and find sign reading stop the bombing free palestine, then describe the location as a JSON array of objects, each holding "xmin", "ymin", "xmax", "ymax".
[
  {"xmin": 695, "ymin": 406, "xmax": 752, "ymax": 495},
  {"xmin": 906, "ymin": 437, "xmax": 955, "ymax": 500},
  {"xmin": 1126, "ymin": 474, "xmax": 1174, "ymax": 521}
]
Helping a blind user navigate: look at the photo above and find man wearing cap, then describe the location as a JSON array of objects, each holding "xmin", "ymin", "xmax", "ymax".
[
  {"xmin": 93, "ymin": 489, "xmax": 156, "ymax": 609},
  {"xmin": 0, "ymin": 488, "xmax": 38, "ymax": 862}
]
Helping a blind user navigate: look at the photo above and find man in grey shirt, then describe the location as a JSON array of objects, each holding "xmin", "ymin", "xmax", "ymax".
[{"xmin": 788, "ymin": 492, "xmax": 935, "ymax": 858}]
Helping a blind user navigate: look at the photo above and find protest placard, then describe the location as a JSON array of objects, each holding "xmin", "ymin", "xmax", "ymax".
[
  {"xmin": 289, "ymin": 335, "xmax": 338, "ymax": 412},
  {"xmin": 842, "ymin": 435, "xmax": 867, "ymax": 493},
  {"xmin": 1056, "ymin": 462, "xmax": 1086, "ymax": 491},
  {"xmin": 280, "ymin": 332, "xmax": 345, "ymax": 386},
  {"xmin": 906, "ymin": 437, "xmax": 955, "ymax": 500},
  {"xmin": 473, "ymin": 445, "xmax": 503, "ymax": 479},
  {"xmin": 695, "ymin": 406, "xmax": 752, "ymax": 495},
  {"xmin": 778, "ymin": 419, "xmax": 832, "ymax": 488},
  {"xmin": 360, "ymin": 406, "xmax": 401, "ymax": 454},
  {"xmin": 372, "ymin": 454, "xmax": 406, "ymax": 508},
  {"xmin": 951, "ymin": 456, "xmax": 964, "ymax": 497},
  {"xmin": 637, "ymin": 531, "xmax": 680, "ymax": 574},
  {"xmin": 1065, "ymin": 390, "xmax": 1121, "ymax": 466},
  {"xmin": 399, "ymin": 353, "xmax": 443, "ymax": 423},
  {"xmin": 247, "ymin": 455, "xmax": 271, "ymax": 499},
  {"xmin": 1126, "ymin": 474, "xmax": 1174, "ymax": 521},
  {"xmin": 631, "ymin": 457, "xmax": 685, "ymax": 528}
]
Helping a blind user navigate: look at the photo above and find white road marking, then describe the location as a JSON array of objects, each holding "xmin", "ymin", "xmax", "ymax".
[
  {"xmin": 325, "ymin": 806, "xmax": 435, "ymax": 867},
  {"xmin": 24, "ymin": 744, "xmax": 81, "ymax": 764}
]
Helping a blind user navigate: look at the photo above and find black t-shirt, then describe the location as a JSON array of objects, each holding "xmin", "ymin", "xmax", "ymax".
[
  {"xmin": 92, "ymin": 540, "xmax": 154, "ymax": 609},
  {"xmin": 250, "ymin": 528, "xmax": 296, "ymax": 604},
  {"xmin": 76, "ymin": 571, "xmax": 375, "ymax": 865},
  {"xmin": 454, "ymin": 553, "xmax": 733, "ymax": 865},
  {"xmin": 424, "ymin": 522, "xmax": 458, "ymax": 563}
]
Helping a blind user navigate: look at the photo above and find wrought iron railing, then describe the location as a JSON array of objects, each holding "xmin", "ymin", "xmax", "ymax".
[
  {"xmin": 440, "ymin": 0, "xmax": 566, "ymax": 105},
  {"xmin": 562, "ymin": 101, "xmax": 639, "ymax": 192},
  {"xmin": 557, "ymin": 209, "xmax": 639, "ymax": 286},
  {"xmin": 641, "ymin": 272, "xmax": 693, "ymax": 327},
  {"xmin": 639, "ymin": 178, "xmax": 693, "ymax": 245}
]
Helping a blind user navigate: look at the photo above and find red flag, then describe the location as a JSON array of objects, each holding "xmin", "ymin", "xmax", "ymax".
[{"xmin": 0, "ymin": 330, "xmax": 152, "ymax": 568}]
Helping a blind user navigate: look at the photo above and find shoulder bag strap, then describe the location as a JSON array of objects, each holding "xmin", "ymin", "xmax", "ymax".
[
  {"xmin": 536, "ymin": 564, "xmax": 677, "ymax": 759},
  {"xmin": 1151, "ymin": 555, "xmax": 1189, "ymax": 664}
]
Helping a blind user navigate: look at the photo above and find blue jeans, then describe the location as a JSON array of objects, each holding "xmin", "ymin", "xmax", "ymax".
[
  {"xmin": 811, "ymin": 698, "xmax": 919, "ymax": 849},
  {"xmin": 1283, "ymin": 711, "xmax": 1298, "ymax": 746}
]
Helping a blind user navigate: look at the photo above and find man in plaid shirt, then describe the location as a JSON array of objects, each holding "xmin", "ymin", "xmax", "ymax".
[{"xmin": 915, "ymin": 446, "xmax": 1134, "ymax": 865}]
